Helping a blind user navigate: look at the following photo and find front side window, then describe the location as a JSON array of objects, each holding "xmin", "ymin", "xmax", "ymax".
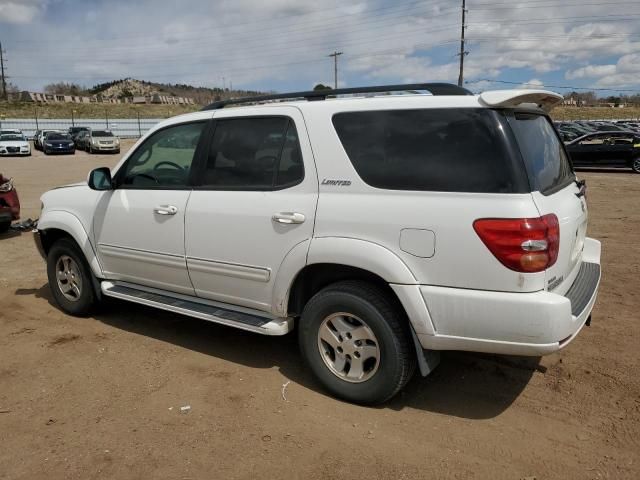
[
  {"xmin": 202, "ymin": 117, "xmax": 304, "ymax": 190},
  {"xmin": 118, "ymin": 122, "xmax": 205, "ymax": 188}
]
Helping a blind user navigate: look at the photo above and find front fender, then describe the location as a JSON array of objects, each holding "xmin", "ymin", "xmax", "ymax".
[{"xmin": 38, "ymin": 209, "xmax": 104, "ymax": 278}]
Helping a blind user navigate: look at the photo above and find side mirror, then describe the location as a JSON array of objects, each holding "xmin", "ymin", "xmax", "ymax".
[{"xmin": 88, "ymin": 167, "xmax": 113, "ymax": 191}]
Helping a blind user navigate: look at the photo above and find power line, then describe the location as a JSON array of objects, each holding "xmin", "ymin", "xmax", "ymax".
[
  {"xmin": 457, "ymin": 0, "xmax": 468, "ymax": 87},
  {"xmin": 0, "ymin": 42, "xmax": 7, "ymax": 100},
  {"xmin": 328, "ymin": 51, "xmax": 343, "ymax": 89}
]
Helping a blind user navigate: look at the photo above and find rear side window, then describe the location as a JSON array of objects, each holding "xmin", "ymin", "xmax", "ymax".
[
  {"xmin": 332, "ymin": 109, "xmax": 521, "ymax": 193},
  {"xmin": 507, "ymin": 113, "xmax": 574, "ymax": 194},
  {"xmin": 203, "ymin": 117, "xmax": 304, "ymax": 190}
]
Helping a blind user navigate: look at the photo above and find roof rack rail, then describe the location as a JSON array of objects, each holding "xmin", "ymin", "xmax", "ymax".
[{"xmin": 201, "ymin": 82, "xmax": 472, "ymax": 111}]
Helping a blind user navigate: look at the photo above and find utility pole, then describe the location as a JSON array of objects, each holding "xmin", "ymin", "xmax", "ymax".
[
  {"xmin": 328, "ymin": 51, "xmax": 343, "ymax": 89},
  {"xmin": 0, "ymin": 41, "xmax": 7, "ymax": 100},
  {"xmin": 457, "ymin": 0, "xmax": 468, "ymax": 87}
]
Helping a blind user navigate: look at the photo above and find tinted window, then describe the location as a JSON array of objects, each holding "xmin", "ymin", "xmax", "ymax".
[
  {"xmin": 46, "ymin": 133, "xmax": 72, "ymax": 140},
  {"xmin": 203, "ymin": 117, "xmax": 304, "ymax": 190},
  {"xmin": 332, "ymin": 109, "xmax": 519, "ymax": 193},
  {"xmin": 92, "ymin": 131, "xmax": 113, "ymax": 137},
  {"xmin": 119, "ymin": 122, "xmax": 205, "ymax": 188},
  {"xmin": 507, "ymin": 113, "xmax": 574, "ymax": 194}
]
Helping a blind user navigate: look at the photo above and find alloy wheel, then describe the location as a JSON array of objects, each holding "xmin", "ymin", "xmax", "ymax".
[
  {"xmin": 317, "ymin": 312, "xmax": 380, "ymax": 383},
  {"xmin": 55, "ymin": 255, "xmax": 83, "ymax": 302}
]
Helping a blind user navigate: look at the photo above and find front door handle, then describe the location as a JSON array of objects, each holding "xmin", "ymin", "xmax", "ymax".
[
  {"xmin": 154, "ymin": 205, "xmax": 178, "ymax": 216},
  {"xmin": 272, "ymin": 212, "xmax": 305, "ymax": 224}
]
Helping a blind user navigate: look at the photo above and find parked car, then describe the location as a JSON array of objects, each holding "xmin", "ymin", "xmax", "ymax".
[
  {"xmin": 43, "ymin": 132, "xmax": 75, "ymax": 155},
  {"xmin": 0, "ymin": 131, "xmax": 31, "ymax": 156},
  {"xmin": 74, "ymin": 131, "xmax": 90, "ymax": 150},
  {"xmin": 34, "ymin": 129, "xmax": 63, "ymax": 150},
  {"xmin": 0, "ymin": 173, "xmax": 20, "ymax": 233},
  {"xmin": 68, "ymin": 126, "xmax": 90, "ymax": 146},
  {"xmin": 34, "ymin": 84, "xmax": 601, "ymax": 404},
  {"xmin": 84, "ymin": 129, "xmax": 120, "ymax": 154},
  {"xmin": 565, "ymin": 131, "xmax": 640, "ymax": 173}
]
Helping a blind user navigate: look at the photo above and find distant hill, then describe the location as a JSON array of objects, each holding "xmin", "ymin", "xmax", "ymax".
[{"xmin": 89, "ymin": 78, "xmax": 265, "ymax": 105}]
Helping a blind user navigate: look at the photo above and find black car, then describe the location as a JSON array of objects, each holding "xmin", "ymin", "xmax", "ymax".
[
  {"xmin": 43, "ymin": 132, "xmax": 76, "ymax": 155},
  {"xmin": 68, "ymin": 126, "xmax": 90, "ymax": 146},
  {"xmin": 565, "ymin": 131, "xmax": 640, "ymax": 173}
]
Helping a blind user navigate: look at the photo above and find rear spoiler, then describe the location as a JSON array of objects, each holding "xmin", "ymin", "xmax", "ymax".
[{"xmin": 478, "ymin": 89, "xmax": 563, "ymax": 112}]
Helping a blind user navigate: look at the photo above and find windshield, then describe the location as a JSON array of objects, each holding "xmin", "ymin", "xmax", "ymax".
[
  {"xmin": 507, "ymin": 113, "xmax": 575, "ymax": 195},
  {"xmin": 46, "ymin": 133, "xmax": 72, "ymax": 141},
  {"xmin": 92, "ymin": 131, "xmax": 113, "ymax": 137},
  {"xmin": 0, "ymin": 134, "xmax": 25, "ymax": 141}
]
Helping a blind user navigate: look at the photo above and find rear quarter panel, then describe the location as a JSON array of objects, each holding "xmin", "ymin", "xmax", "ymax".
[{"xmin": 302, "ymin": 102, "xmax": 545, "ymax": 292}]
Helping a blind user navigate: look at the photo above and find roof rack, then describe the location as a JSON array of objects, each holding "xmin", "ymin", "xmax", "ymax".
[{"xmin": 201, "ymin": 82, "xmax": 472, "ymax": 111}]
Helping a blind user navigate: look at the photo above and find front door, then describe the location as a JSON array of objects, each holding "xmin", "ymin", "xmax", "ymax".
[
  {"xmin": 185, "ymin": 109, "xmax": 318, "ymax": 312},
  {"xmin": 93, "ymin": 121, "xmax": 208, "ymax": 295}
]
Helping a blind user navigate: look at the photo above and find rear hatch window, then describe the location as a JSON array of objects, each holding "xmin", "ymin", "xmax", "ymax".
[
  {"xmin": 332, "ymin": 108, "xmax": 528, "ymax": 193},
  {"xmin": 507, "ymin": 113, "xmax": 575, "ymax": 194}
]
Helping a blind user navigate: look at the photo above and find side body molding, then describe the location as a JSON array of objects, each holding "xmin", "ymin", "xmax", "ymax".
[{"xmin": 37, "ymin": 210, "xmax": 104, "ymax": 278}]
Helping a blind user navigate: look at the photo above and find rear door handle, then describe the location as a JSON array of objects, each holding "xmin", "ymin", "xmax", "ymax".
[
  {"xmin": 272, "ymin": 212, "xmax": 305, "ymax": 224},
  {"xmin": 154, "ymin": 205, "xmax": 178, "ymax": 216}
]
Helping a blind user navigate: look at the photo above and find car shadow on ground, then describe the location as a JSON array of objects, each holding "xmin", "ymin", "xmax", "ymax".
[
  {"xmin": 18, "ymin": 284, "xmax": 538, "ymax": 420},
  {"xmin": 574, "ymin": 167, "xmax": 634, "ymax": 174},
  {"xmin": 0, "ymin": 230, "xmax": 21, "ymax": 240}
]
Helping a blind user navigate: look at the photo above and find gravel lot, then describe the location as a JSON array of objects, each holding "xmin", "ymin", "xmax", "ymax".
[{"xmin": 0, "ymin": 141, "xmax": 639, "ymax": 479}]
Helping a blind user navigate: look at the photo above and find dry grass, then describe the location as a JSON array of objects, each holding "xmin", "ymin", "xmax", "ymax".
[
  {"xmin": 550, "ymin": 106, "xmax": 640, "ymax": 121},
  {"xmin": 2, "ymin": 102, "xmax": 640, "ymax": 121},
  {"xmin": 0, "ymin": 101, "xmax": 200, "ymax": 119}
]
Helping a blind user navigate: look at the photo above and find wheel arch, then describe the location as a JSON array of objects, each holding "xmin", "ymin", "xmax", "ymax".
[{"xmin": 38, "ymin": 210, "xmax": 103, "ymax": 278}]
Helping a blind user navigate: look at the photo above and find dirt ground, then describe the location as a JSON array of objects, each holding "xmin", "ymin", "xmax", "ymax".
[{"xmin": 0, "ymin": 141, "xmax": 638, "ymax": 480}]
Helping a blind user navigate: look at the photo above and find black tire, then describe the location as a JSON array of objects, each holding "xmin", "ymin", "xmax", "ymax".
[
  {"xmin": 46, "ymin": 238, "xmax": 96, "ymax": 316},
  {"xmin": 0, "ymin": 221, "xmax": 10, "ymax": 234},
  {"xmin": 631, "ymin": 157, "xmax": 640, "ymax": 174},
  {"xmin": 298, "ymin": 280, "xmax": 416, "ymax": 405},
  {"xmin": 44, "ymin": 148, "xmax": 49, "ymax": 155}
]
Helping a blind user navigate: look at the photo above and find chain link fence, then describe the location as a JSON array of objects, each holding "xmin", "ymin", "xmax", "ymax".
[{"xmin": 0, "ymin": 117, "xmax": 163, "ymax": 138}]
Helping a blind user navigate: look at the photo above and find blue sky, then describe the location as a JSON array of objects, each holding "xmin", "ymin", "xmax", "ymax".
[{"xmin": 1, "ymin": 0, "xmax": 639, "ymax": 96}]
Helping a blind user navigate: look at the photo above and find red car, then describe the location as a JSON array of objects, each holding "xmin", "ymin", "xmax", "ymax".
[{"xmin": 0, "ymin": 173, "xmax": 20, "ymax": 233}]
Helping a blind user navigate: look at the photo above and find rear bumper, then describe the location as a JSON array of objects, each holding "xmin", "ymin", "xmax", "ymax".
[{"xmin": 401, "ymin": 237, "xmax": 602, "ymax": 356}]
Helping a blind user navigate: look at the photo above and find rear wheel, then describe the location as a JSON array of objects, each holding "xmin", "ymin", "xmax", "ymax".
[
  {"xmin": 46, "ymin": 238, "xmax": 96, "ymax": 316},
  {"xmin": 298, "ymin": 280, "xmax": 415, "ymax": 405},
  {"xmin": 0, "ymin": 221, "xmax": 10, "ymax": 234},
  {"xmin": 632, "ymin": 157, "xmax": 640, "ymax": 174}
]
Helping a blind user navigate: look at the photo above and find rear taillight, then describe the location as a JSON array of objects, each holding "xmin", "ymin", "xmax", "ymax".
[{"xmin": 473, "ymin": 214, "xmax": 559, "ymax": 273}]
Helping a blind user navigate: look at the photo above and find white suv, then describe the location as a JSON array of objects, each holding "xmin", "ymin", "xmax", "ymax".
[{"xmin": 35, "ymin": 84, "xmax": 601, "ymax": 404}]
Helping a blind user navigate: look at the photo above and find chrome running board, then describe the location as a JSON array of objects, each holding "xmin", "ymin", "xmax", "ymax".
[{"xmin": 101, "ymin": 281, "xmax": 292, "ymax": 335}]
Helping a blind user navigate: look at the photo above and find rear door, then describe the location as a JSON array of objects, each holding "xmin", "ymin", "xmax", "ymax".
[
  {"xmin": 184, "ymin": 107, "xmax": 318, "ymax": 312},
  {"xmin": 507, "ymin": 112, "xmax": 586, "ymax": 295}
]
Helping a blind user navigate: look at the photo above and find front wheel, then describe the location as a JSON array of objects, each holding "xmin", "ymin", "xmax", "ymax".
[
  {"xmin": 632, "ymin": 157, "xmax": 640, "ymax": 174},
  {"xmin": 298, "ymin": 281, "xmax": 415, "ymax": 405},
  {"xmin": 46, "ymin": 238, "xmax": 97, "ymax": 316}
]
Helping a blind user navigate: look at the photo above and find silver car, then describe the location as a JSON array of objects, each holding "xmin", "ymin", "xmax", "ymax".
[{"xmin": 85, "ymin": 129, "xmax": 120, "ymax": 154}]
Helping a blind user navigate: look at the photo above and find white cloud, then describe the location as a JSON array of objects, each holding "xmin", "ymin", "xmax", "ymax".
[
  {"xmin": 520, "ymin": 78, "xmax": 544, "ymax": 89},
  {"xmin": 3, "ymin": 0, "xmax": 640, "ymax": 92},
  {"xmin": 0, "ymin": 0, "xmax": 47, "ymax": 23},
  {"xmin": 566, "ymin": 65, "xmax": 617, "ymax": 80},
  {"xmin": 565, "ymin": 54, "xmax": 640, "ymax": 87}
]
